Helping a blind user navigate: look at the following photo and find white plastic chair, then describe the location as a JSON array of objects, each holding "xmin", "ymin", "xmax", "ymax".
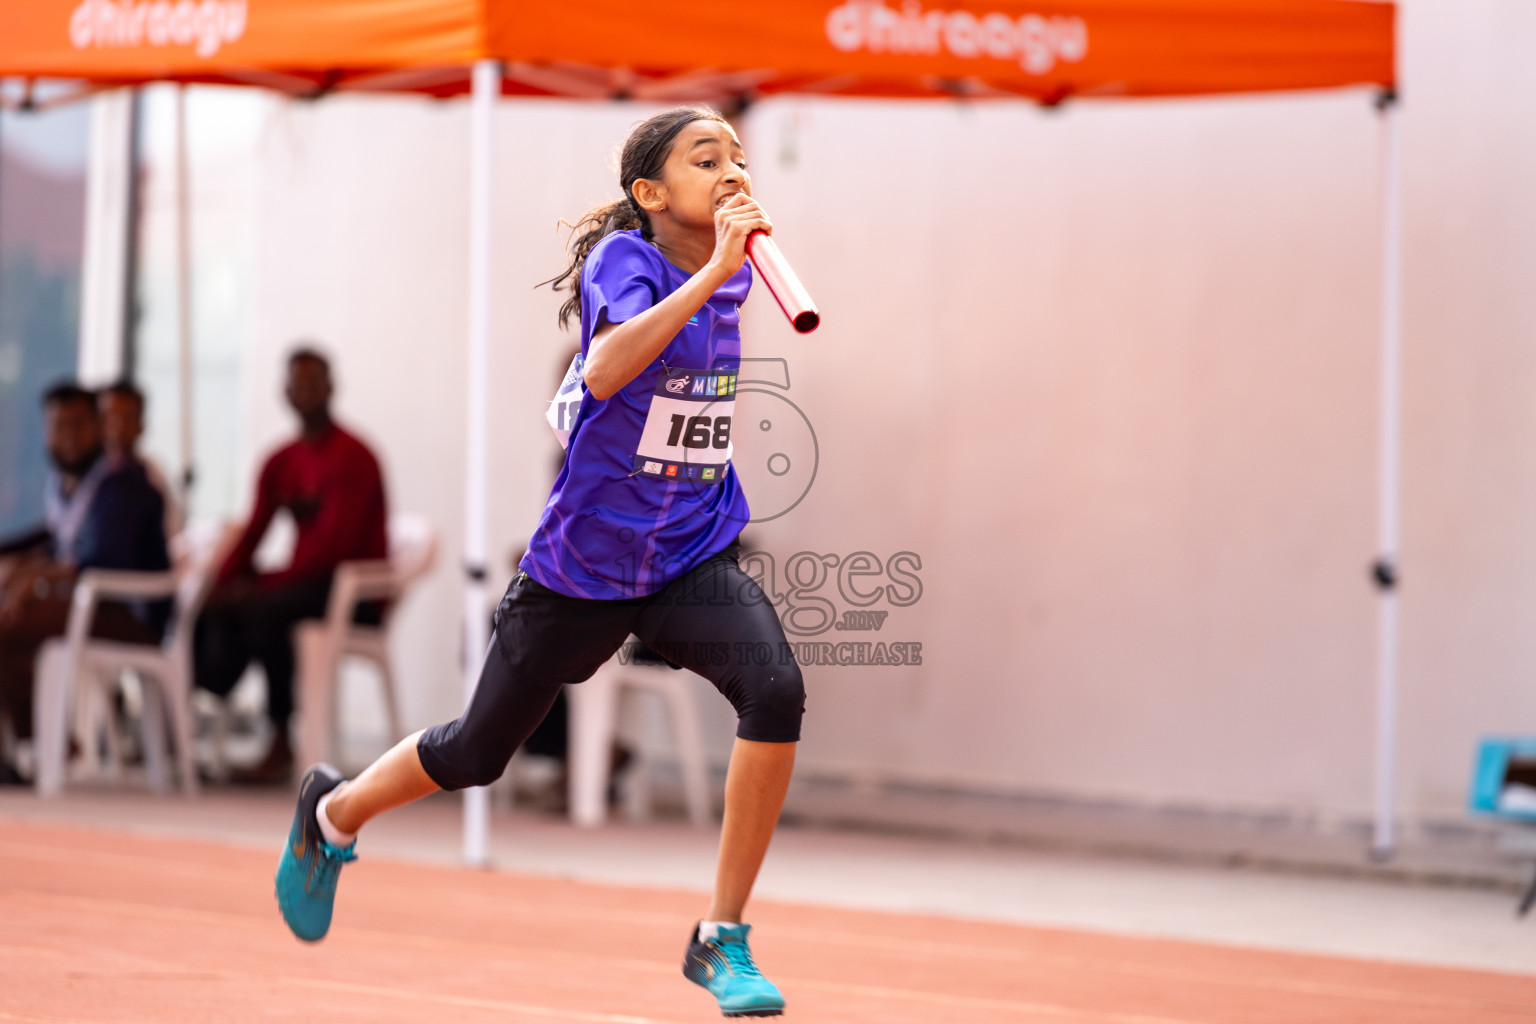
[
  {"xmin": 567, "ymin": 647, "xmax": 713, "ymax": 828},
  {"xmin": 293, "ymin": 513, "xmax": 437, "ymax": 771},
  {"xmin": 32, "ymin": 521, "xmax": 230, "ymax": 797}
]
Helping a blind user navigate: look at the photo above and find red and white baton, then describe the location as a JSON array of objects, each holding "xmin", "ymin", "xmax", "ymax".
[{"xmin": 746, "ymin": 232, "xmax": 820, "ymax": 334}]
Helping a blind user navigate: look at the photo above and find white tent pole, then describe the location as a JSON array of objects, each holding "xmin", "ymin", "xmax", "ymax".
[
  {"xmin": 460, "ymin": 58, "xmax": 499, "ymax": 868},
  {"xmin": 1371, "ymin": 91, "xmax": 1403, "ymax": 859},
  {"xmin": 174, "ymin": 84, "xmax": 194, "ymax": 503},
  {"xmin": 77, "ymin": 90, "xmax": 135, "ymax": 386}
]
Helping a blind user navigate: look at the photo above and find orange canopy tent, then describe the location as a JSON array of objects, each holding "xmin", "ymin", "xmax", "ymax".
[
  {"xmin": 3, "ymin": 1, "xmax": 1392, "ymax": 101},
  {"xmin": 0, "ymin": 0, "xmax": 1402, "ymax": 861}
]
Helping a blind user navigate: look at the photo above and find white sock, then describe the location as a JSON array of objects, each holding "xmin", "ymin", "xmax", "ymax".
[
  {"xmin": 697, "ymin": 921, "xmax": 735, "ymax": 943},
  {"xmin": 315, "ymin": 789, "xmax": 357, "ymax": 848}
]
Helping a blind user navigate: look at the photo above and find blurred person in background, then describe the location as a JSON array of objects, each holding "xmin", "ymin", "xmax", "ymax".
[
  {"xmin": 195, "ymin": 347, "xmax": 387, "ymax": 785},
  {"xmin": 0, "ymin": 383, "xmax": 170, "ymax": 784},
  {"xmin": 98, "ymin": 380, "xmax": 183, "ymax": 539}
]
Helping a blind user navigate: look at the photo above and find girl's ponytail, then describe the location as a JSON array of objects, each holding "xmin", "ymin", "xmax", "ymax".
[
  {"xmin": 548, "ymin": 196, "xmax": 643, "ymax": 330},
  {"xmin": 544, "ymin": 106, "xmax": 729, "ymax": 331}
]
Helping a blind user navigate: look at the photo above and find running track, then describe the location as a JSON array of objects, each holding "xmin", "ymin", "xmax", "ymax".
[{"xmin": 2, "ymin": 819, "xmax": 1532, "ymax": 1023}]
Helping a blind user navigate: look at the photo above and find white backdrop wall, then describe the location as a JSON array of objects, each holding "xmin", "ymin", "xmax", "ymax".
[
  {"xmin": 1396, "ymin": 0, "xmax": 1536, "ymax": 817},
  {"xmin": 131, "ymin": 0, "xmax": 1536, "ymax": 825},
  {"xmin": 132, "ymin": 86, "xmax": 267, "ymax": 523}
]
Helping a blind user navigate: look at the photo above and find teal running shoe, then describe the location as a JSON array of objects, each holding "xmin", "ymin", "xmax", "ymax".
[
  {"xmin": 682, "ymin": 922, "xmax": 786, "ymax": 1018},
  {"xmin": 275, "ymin": 763, "xmax": 356, "ymax": 942}
]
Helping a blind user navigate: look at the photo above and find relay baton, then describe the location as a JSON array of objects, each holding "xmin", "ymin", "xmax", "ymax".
[{"xmin": 746, "ymin": 232, "xmax": 820, "ymax": 334}]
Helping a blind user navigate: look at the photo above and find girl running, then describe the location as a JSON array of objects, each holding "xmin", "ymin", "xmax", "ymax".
[{"xmin": 275, "ymin": 106, "xmax": 805, "ymax": 1019}]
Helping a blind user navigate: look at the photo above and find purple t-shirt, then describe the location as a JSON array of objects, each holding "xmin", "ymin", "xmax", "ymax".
[{"xmin": 520, "ymin": 229, "xmax": 753, "ymax": 599}]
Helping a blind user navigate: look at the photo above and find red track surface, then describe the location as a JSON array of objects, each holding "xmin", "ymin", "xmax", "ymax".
[{"xmin": 2, "ymin": 818, "xmax": 1534, "ymax": 1023}]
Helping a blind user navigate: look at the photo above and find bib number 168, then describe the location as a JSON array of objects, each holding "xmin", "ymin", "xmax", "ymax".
[{"xmin": 667, "ymin": 414, "xmax": 731, "ymax": 450}]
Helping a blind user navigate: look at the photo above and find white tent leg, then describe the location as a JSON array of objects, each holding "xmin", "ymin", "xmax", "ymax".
[
  {"xmin": 174, "ymin": 84, "xmax": 194, "ymax": 504},
  {"xmin": 460, "ymin": 58, "xmax": 500, "ymax": 868},
  {"xmin": 78, "ymin": 89, "xmax": 135, "ymax": 386},
  {"xmin": 1372, "ymin": 93, "xmax": 1403, "ymax": 860}
]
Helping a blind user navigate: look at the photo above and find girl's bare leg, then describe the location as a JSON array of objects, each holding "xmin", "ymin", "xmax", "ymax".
[
  {"xmin": 323, "ymin": 730, "xmax": 440, "ymax": 834},
  {"xmin": 706, "ymin": 738, "xmax": 796, "ymax": 923}
]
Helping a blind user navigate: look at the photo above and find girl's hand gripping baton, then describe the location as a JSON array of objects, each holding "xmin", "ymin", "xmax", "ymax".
[{"xmin": 746, "ymin": 232, "xmax": 820, "ymax": 334}]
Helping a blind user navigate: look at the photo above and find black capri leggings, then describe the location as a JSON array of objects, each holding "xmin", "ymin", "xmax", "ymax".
[{"xmin": 418, "ymin": 543, "xmax": 804, "ymax": 791}]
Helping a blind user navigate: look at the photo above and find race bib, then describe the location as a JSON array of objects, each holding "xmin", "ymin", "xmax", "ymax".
[
  {"xmin": 633, "ymin": 366, "xmax": 737, "ymax": 484},
  {"xmin": 546, "ymin": 352, "xmax": 585, "ymax": 449}
]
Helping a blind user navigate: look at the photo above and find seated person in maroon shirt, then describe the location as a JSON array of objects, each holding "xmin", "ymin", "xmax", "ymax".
[{"xmin": 196, "ymin": 348, "xmax": 388, "ymax": 784}]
